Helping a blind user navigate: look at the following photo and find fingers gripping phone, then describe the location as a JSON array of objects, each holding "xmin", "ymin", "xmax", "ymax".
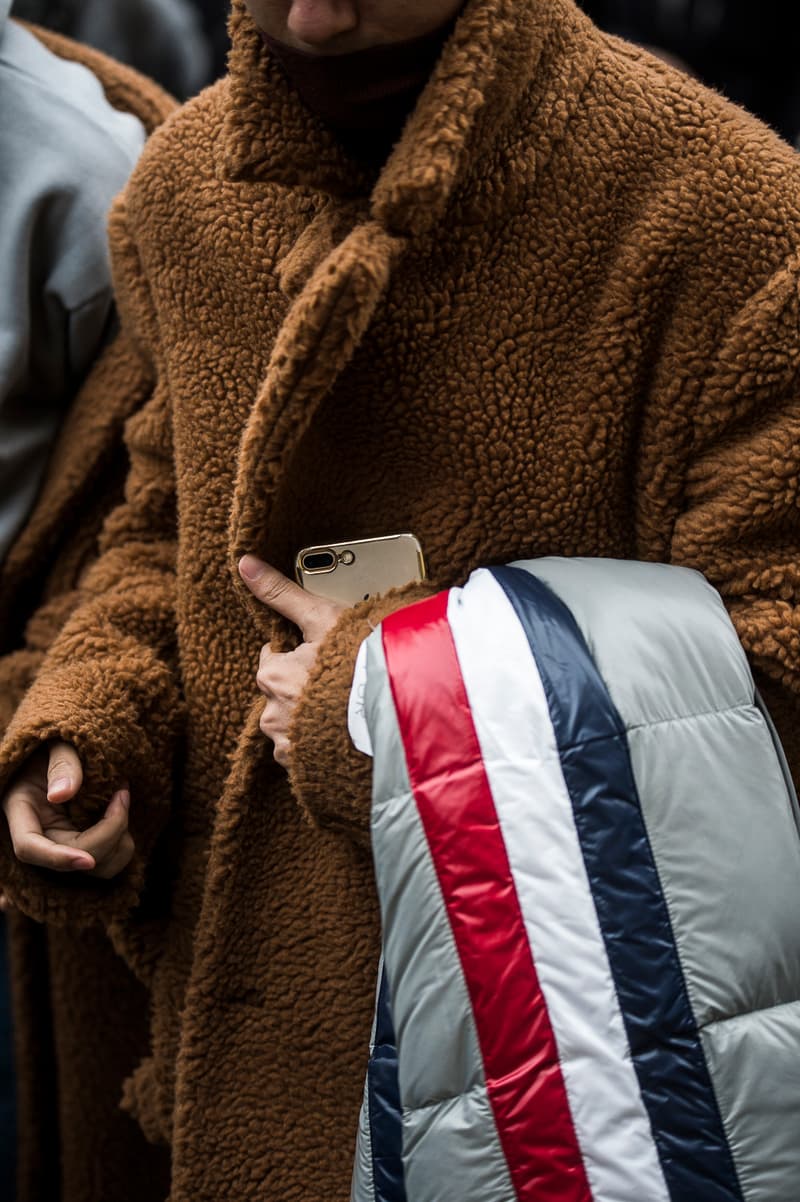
[{"xmin": 295, "ymin": 533, "xmax": 426, "ymax": 606}]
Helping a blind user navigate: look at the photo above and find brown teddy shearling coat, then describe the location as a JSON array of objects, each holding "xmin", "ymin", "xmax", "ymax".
[{"xmin": 3, "ymin": 1, "xmax": 800, "ymax": 1198}]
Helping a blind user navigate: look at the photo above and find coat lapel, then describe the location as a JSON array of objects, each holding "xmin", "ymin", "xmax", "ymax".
[{"xmin": 225, "ymin": 0, "xmax": 598, "ymax": 628}]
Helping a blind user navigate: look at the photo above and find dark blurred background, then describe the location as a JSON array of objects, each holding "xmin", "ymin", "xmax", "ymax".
[
  {"xmin": 10, "ymin": 0, "xmax": 230, "ymax": 98},
  {"xmin": 7, "ymin": 1, "xmax": 800, "ymax": 144},
  {"xmin": 579, "ymin": 0, "xmax": 800, "ymax": 143}
]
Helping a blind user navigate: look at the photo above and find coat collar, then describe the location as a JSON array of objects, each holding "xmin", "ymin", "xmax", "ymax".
[
  {"xmin": 225, "ymin": 0, "xmax": 602, "ymax": 632},
  {"xmin": 222, "ymin": 0, "xmax": 599, "ymax": 238}
]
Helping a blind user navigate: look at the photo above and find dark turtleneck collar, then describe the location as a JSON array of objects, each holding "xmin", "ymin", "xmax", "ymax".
[
  {"xmin": 260, "ymin": 10, "xmax": 464, "ymax": 163},
  {"xmin": 225, "ymin": 0, "xmax": 600, "ymax": 236}
]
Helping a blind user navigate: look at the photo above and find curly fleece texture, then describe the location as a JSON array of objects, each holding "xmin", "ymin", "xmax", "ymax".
[{"xmin": 4, "ymin": 0, "xmax": 800, "ymax": 1198}]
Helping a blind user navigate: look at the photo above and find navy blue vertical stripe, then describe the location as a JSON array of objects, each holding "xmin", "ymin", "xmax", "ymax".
[
  {"xmin": 367, "ymin": 966, "xmax": 407, "ymax": 1202},
  {"xmin": 491, "ymin": 564, "xmax": 744, "ymax": 1202}
]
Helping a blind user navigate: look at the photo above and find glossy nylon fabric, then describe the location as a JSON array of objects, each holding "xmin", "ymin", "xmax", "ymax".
[
  {"xmin": 351, "ymin": 620, "xmax": 515, "ymax": 1202},
  {"xmin": 491, "ymin": 565, "xmax": 742, "ymax": 1201},
  {"xmin": 360, "ymin": 569, "xmax": 703, "ymax": 1200},
  {"xmin": 367, "ymin": 969, "xmax": 406, "ymax": 1202},
  {"xmin": 352, "ymin": 558, "xmax": 800, "ymax": 1200},
  {"xmin": 351, "ymin": 962, "xmax": 406, "ymax": 1202},
  {"xmin": 380, "ymin": 589, "xmax": 597, "ymax": 1202},
  {"xmin": 376, "ymin": 579, "xmax": 676, "ymax": 1200},
  {"xmin": 524, "ymin": 558, "xmax": 800, "ymax": 1202}
]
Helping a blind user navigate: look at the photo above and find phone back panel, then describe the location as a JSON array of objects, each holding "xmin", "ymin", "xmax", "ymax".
[{"xmin": 295, "ymin": 534, "xmax": 426, "ymax": 606}]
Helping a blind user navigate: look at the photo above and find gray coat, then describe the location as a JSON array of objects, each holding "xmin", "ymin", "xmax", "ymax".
[
  {"xmin": 0, "ymin": 0, "xmax": 145, "ymax": 566},
  {"xmin": 11, "ymin": 0, "xmax": 211, "ymax": 97}
]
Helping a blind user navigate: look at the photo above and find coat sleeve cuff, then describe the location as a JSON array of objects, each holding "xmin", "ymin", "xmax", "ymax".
[
  {"xmin": 0, "ymin": 669, "xmax": 180, "ymax": 927},
  {"xmin": 288, "ymin": 582, "xmax": 437, "ymax": 841}
]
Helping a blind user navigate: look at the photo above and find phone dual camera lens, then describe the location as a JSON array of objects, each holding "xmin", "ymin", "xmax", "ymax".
[
  {"xmin": 302, "ymin": 550, "xmax": 336, "ymax": 572},
  {"xmin": 300, "ymin": 547, "xmax": 357, "ymax": 573}
]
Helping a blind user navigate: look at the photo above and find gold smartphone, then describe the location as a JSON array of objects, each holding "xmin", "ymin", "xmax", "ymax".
[{"xmin": 295, "ymin": 533, "xmax": 426, "ymax": 606}]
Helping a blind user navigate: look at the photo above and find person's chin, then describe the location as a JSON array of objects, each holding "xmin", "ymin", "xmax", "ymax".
[
  {"xmin": 269, "ymin": 35, "xmax": 394, "ymax": 56},
  {"xmin": 258, "ymin": 19, "xmax": 407, "ymax": 57}
]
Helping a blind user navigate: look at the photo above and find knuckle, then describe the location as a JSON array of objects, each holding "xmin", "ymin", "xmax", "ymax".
[
  {"xmin": 92, "ymin": 851, "xmax": 122, "ymax": 880},
  {"xmin": 119, "ymin": 834, "xmax": 135, "ymax": 864},
  {"xmin": 262, "ymin": 575, "xmax": 286, "ymax": 602},
  {"xmin": 97, "ymin": 837, "xmax": 135, "ymax": 880},
  {"xmin": 97, "ymin": 830, "xmax": 123, "ymax": 860},
  {"xmin": 14, "ymin": 842, "xmax": 34, "ymax": 867},
  {"xmin": 256, "ymin": 580, "xmax": 277, "ymax": 606}
]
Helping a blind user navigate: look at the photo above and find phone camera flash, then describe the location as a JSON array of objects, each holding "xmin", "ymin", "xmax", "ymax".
[{"xmin": 339, "ymin": 550, "xmax": 356, "ymax": 565}]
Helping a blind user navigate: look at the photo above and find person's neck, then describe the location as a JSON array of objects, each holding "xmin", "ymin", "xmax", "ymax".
[{"xmin": 260, "ymin": 10, "xmax": 464, "ymax": 164}]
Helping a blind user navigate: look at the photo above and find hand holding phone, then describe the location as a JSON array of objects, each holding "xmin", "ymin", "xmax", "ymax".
[{"xmin": 238, "ymin": 555, "xmax": 347, "ymax": 766}]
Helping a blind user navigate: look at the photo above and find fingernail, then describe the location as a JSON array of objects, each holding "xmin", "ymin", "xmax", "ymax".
[
  {"xmin": 239, "ymin": 555, "xmax": 261, "ymax": 582},
  {"xmin": 48, "ymin": 778, "xmax": 70, "ymax": 798},
  {"xmin": 119, "ymin": 789, "xmax": 130, "ymax": 811},
  {"xmin": 68, "ymin": 856, "xmax": 93, "ymax": 872}
]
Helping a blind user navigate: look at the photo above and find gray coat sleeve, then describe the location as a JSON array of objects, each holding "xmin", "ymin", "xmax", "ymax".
[{"xmin": 0, "ymin": 12, "xmax": 145, "ymax": 566}]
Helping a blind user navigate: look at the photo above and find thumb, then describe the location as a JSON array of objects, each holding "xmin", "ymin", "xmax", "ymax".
[
  {"xmin": 46, "ymin": 741, "xmax": 84, "ymax": 805},
  {"xmin": 238, "ymin": 555, "xmax": 337, "ymax": 639}
]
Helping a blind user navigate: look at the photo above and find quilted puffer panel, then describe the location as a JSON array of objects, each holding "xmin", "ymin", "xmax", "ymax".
[{"xmin": 352, "ymin": 559, "xmax": 800, "ymax": 1202}]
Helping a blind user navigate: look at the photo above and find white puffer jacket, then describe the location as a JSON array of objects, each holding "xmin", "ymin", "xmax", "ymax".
[{"xmin": 352, "ymin": 559, "xmax": 800, "ymax": 1202}]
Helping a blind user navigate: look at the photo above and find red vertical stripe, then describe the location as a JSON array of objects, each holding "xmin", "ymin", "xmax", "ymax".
[{"xmin": 381, "ymin": 592, "xmax": 593, "ymax": 1202}]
